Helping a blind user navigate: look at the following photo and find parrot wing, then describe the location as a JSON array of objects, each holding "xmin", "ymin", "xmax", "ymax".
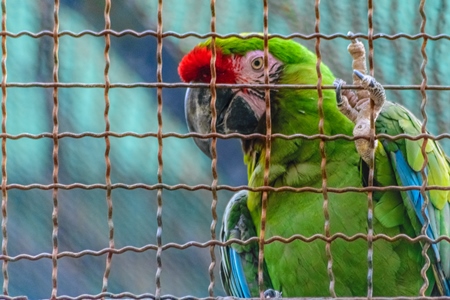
[
  {"xmin": 375, "ymin": 101, "xmax": 450, "ymax": 295},
  {"xmin": 220, "ymin": 190, "xmax": 273, "ymax": 297}
]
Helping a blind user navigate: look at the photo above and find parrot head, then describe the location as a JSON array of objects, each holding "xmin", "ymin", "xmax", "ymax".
[{"xmin": 178, "ymin": 36, "xmax": 334, "ymax": 157}]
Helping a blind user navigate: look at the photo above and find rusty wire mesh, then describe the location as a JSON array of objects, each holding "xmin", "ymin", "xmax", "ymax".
[{"xmin": 2, "ymin": 0, "xmax": 450, "ymax": 299}]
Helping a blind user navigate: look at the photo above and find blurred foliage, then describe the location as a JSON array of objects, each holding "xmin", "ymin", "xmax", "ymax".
[{"xmin": 4, "ymin": 0, "xmax": 450, "ymax": 298}]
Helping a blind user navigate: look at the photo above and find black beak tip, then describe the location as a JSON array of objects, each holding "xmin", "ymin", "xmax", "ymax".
[{"xmin": 193, "ymin": 137, "xmax": 213, "ymax": 159}]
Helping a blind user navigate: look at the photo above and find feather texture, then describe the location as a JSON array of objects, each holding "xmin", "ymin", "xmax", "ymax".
[
  {"xmin": 180, "ymin": 35, "xmax": 450, "ymax": 296},
  {"xmin": 220, "ymin": 190, "xmax": 273, "ymax": 297},
  {"xmin": 377, "ymin": 101, "xmax": 450, "ymax": 295}
]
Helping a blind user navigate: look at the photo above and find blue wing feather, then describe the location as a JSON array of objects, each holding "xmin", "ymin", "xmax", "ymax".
[
  {"xmin": 220, "ymin": 190, "xmax": 272, "ymax": 297},
  {"xmin": 392, "ymin": 149, "xmax": 450, "ymax": 295},
  {"xmin": 229, "ymin": 247, "xmax": 252, "ymax": 297},
  {"xmin": 393, "ymin": 151, "xmax": 439, "ymax": 256}
]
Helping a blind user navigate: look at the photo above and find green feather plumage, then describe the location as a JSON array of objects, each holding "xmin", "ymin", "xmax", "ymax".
[
  {"xmin": 201, "ymin": 36, "xmax": 317, "ymax": 65},
  {"xmin": 212, "ymin": 36, "xmax": 450, "ymax": 296}
]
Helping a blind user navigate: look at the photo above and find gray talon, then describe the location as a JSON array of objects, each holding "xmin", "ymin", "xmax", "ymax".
[
  {"xmin": 347, "ymin": 31, "xmax": 359, "ymax": 43},
  {"xmin": 341, "ymin": 38, "xmax": 386, "ymax": 164},
  {"xmin": 264, "ymin": 289, "xmax": 282, "ymax": 299},
  {"xmin": 334, "ymin": 79, "xmax": 345, "ymax": 106},
  {"xmin": 347, "ymin": 71, "xmax": 387, "ymax": 164},
  {"xmin": 353, "ymin": 70, "xmax": 381, "ymax": 91},
  {"xmin": 352, "ymin": 70, "xmax": 386, "ymax": 106},
  {"xmin": 334, "ymin": 79, "xmax": 360, "ymax": 123},
  {"xmin": 353, "ymin": 69, "xmax": 365, "ymax": 80}
]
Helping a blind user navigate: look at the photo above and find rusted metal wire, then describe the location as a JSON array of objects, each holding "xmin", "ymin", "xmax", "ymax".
[
  {"xmin": 4, "ymin": 82, "xmax": 450, "ymax": 90},
  {"xmin": 23, "ymin": 296, "xmax": 450, "ymax": 300},
  {"xmin": 1, "ymin": 182, "xmax": 450, "ymax": 193},
  {"xmin": 51, "ymin": 0, "xmax": 60, "ymax": 298},
  {"xmin": 1, "ymin": 0, "xmax": 6, "ymax": 296},
  {"xmin": 314, "ymin": 1, "xmax": 336, "ymax": 297},
  {"xmin": 5, "ymin": 30, "xmax": 450, "ymax": 41},
  {"xmin": 257, "ymin": 0, "xmax": 270, "ymax": 297},
  {"xmin": 41, "ymin": 297, "xmax": 450, "ymax": 300},
  {"xmin": 155, "ymin": 0, "xmax": 164, "ymax": 299},
  {"xmin": 1, "ymin": 232, "xmax": 450, "ymax": 262},
  {"xmin": 0, "ymin": 131, "xmax": 448, "ymax": 143},
  {"xmin": 0, "ymin": 131, "xmax": 447, "ymax": 145},
  {"xmin": 208, "ymin": 0, "xmax": 218, "ymax": 297},
  {"xmin": 102, "ymin": 0, "xmax": 114, "ymax": 295},
  {"xmin": 418, "ymin": 0, "xmax": 431, "ymax": 296},
  {"xmin": 366, "ymin": 0, "xmax": 375, "ymax": 298}
]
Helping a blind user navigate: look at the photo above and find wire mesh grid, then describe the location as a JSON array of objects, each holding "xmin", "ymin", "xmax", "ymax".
[{"xmin": 2, "ymin": 0, "xmax": 450, "ymax": 299}]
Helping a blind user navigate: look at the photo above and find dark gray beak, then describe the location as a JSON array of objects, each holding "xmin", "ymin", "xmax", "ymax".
[
  {"xmin": 185, "ymin": 87, "xmax": 260, "ymax": 158},
  {"xmin": 184, "ymin": 87, "xmax": 217, "ymax": 158}
]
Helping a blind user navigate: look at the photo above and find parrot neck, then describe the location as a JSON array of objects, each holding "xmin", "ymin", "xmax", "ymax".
[
  {"xmin": 246, "ymin": 87, "xmax": 356, "ymax": 151},
  {"xmin": 244, "ymin": 90, "xmax": 361, "ymax": 216},
  {"xmin": 244, "ymin": 87, "xmax": 359, "ymax": 188}
]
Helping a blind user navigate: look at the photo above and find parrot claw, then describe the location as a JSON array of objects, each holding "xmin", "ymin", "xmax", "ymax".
[
  {"xmin": 346, "ymin": 71, "xmax": 386, "ymax": 165},
  {"xmin": 353, "ymin": 70, "xmax": 386, "ymax": 108},
  {"xmin": 333, "ymin": 79, "xmax": 346, "ymax": 106},
  {"xmin": 354, "ymin": 70, "xmax": 375, "ymax": 88},
  {"xmin": 339, "ymin": 39, "xmax": 388, "ymax": 165},
  {"xmin": 347, "ymin": 31, "xmax": 359, "ymax": 44},
  {"xmin": 334, "ymin": 79, "xmax": 360, "ymax": 123},
  {"xmin": 264, "ymin": 289, "xmax": 282, "ymax": 299}
]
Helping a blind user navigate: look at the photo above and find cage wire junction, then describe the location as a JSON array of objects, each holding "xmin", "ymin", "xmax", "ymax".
[{"xmin": 2, "ymin": 0, "xmax": 450, "ymax": 299}]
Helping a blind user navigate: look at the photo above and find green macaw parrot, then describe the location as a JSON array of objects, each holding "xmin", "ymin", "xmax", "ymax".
[{"xmin": 178, "ymin": 35, "xmax": 450, "ymax": 297}]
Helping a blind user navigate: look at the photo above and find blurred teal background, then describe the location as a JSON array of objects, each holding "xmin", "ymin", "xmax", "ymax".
[{"xmin": 5, "ymin": 1, "xmax": 450, "ymax": 298}]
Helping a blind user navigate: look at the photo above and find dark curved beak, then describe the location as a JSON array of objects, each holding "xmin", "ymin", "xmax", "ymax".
[
  {"xmin": 185, "ymin": 87, "xmax": 260, "ymax": 158},
  {"xmin": 184, "ymin": 87, "xmax": 218, "ymax": 158}
]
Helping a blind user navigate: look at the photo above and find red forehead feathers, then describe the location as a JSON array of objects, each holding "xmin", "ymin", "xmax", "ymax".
[{"xmin": 178, "ymin": 46, "xmax": 236, "ymax": 83}]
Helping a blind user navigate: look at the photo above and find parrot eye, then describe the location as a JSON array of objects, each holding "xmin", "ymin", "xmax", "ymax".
[{"xmin": 251, "ymin": 57, "xmax": 264, "ymax": 70}]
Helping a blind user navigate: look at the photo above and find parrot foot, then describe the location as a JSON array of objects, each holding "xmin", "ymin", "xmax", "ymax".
[
  {"xmin": 264, "ymin": 289, "xmax": 282, "ymax": 299},
  {"xmin": 334, "ymin": 78, "xmax": 360, "ymax": 122},
  {"xmin": 347, "ymin": 31, "xmax": 370, "ymax": 100},
  {"xmin": 335, "ymin": 72, "xmax": 386, "ymax": 165},
  {"xmin": 353, "ymin": 70, "xmax": 386, "ymax": 112}
]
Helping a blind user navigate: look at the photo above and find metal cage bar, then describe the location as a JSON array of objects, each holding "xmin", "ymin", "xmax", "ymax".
[
  {"xmin": 51, "ymin": 0, "xmax": 60, "ymax": 298},
  {"xmin": 257, "ymin": 0, "xmax": 271, "ymax": 297},
  {"xmin": 156, "ymin": 0, "xmax": 164, "ymax": 298},
  {"xmin": 366, "ymin": 0, "xmax": 375, "ymax": 297},
  {"xmin": 418, "ymin": 0, "xmax": 431, "ymax": 295},
  {"xmin": 207, "ymin": 0, "xmax": 219, "ymax": 297},
  {"xmin": 1, "ymin": 0, "xmax": 6, "ymax": 295},
  {"xmin": 101, "ymin": 0, "xmax": 114, "ymax": 294},
  {"xmin": 313, "ymin": 1, "xmax": 336, "ymax": 297}
]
